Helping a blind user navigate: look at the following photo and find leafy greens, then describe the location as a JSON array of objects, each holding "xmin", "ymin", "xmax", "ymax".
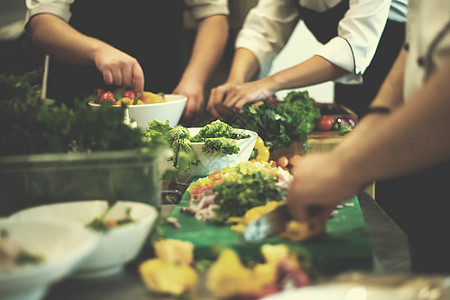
[{"xmin": 232, "ymin": 90, "xmax": 321, "ymax": 150}]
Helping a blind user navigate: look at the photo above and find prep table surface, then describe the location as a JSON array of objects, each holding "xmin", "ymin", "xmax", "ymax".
[{"xmin": 43, "ymin": 191, "xmax": 411, "ymax": 300}]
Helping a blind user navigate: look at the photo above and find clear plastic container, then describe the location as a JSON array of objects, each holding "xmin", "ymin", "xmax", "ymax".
[{"xmin": 0, "ymin": 150, "xmax": 163, "ymax": 216}]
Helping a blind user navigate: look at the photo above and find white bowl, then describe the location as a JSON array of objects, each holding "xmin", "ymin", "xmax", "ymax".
[
  {"xmin": 10, "ymin": 200, "xmax": 158, "ymax": 279},
  {"xmin": 188, "ymin": 128, "xmax": 258, "ymax": 176},
  {"xmin": 0, "ymin": 218, "xmax": 97, "ymax": 300},
  {"xmin": 88, "ymin": 94, "xmax": 187, "ymax": 130}
]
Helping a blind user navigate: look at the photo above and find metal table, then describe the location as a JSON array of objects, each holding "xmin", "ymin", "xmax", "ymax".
[{"xmin": 43, "ymin": 191, "xmax": 411, "ymax": 300}]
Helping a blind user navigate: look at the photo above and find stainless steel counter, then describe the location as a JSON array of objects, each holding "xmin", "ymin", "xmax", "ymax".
[{"xmin": 43, "ymin": 192, "xmax": 412, "ymax": 300}]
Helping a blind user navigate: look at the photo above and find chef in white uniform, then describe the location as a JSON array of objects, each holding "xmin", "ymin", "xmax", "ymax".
[
  {"xmin": 208, "ymin": 0, "xmax": 408, "ymax": 119},
  {"xmin": 287, "ymin": 0, "xmax": 450, "ymax": 273}
]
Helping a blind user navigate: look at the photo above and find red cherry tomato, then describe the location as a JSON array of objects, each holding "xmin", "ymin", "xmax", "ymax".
[
  {"xmin": 99, "ymin": 91, "xmax": 116, "ymax": 104},
  {"xmin": 317, "ymin": 115, "xmax": 335, "ymax": 131},
  {"xmin": 122, "ymin": 90, "xmax": 136, "ymax": 100}
]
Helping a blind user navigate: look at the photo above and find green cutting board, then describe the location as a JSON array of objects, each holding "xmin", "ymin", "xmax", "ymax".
[{"xmin": 160, "ymin": 186, "xmax": 373, "ymax": 276}]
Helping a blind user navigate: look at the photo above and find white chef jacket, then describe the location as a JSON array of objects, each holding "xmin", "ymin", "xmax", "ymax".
[
  {"xmin": 236, "ymin": 0, "xmax": 408, "ymax": 83},
  {"xmin": 403, "ymin": 0, "xmax": 450, "ymax": 101},
  {"xmin": 25, "ymin": 0, "xmax": 229, "ymax": 25}
]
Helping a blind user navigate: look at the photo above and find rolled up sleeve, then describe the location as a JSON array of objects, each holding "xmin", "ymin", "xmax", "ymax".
[
  {"xmin": 185, "ymin": 0, "xmax": 229, "ymax": 20},
  {"xmin": 25, "ymin": 0, "xmax": 73, "ymax": 32},
  {"xmin": 317, "ymin": 0, "xmax": 391, "ymax": 84},
  {"xmin": 235, "ymin": 0, "xmax": 300, "ymax": 76}
]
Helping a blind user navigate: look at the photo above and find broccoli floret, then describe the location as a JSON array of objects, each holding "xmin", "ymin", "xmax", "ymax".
[
  {"xmin": 169, "ymin": 138, "xmax": 199, "ymax": 172},
  {"xmin": 202, "ymin": 137, "xmax": 240, "ymax": 155}
]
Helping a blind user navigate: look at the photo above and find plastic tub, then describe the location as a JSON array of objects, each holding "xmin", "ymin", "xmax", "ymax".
[{"xmin": 0, "ymin": 150, "xmax": 163, "ymax": 216}]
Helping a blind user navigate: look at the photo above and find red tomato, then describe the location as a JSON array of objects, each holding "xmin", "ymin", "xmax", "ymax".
[
  {"xmin": 317, "ymin": 115, "xmax": 335, "ymax": 131},
  {"xmin": 99, "ymin": 91, "xmax": 116, "ymax": 104},
  {"xmin": 122, "ymin": 90, "xmax": 136, "ymax": 100}
]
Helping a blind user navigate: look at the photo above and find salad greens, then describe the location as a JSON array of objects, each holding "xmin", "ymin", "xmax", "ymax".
[
  {"xmin": 145, "ymin": 120, "xmax": 250, "ymax": 173},
  {"xmin": 0, "ymin": 70, "xmax": 168, "ymax": 156},
  {"xmin": 212, "ymin": 171, "xmax": 286, "ymax": 224},
  {"xmin": 233, "ymin": 91, "xmax": 321, "ymax": 150}
]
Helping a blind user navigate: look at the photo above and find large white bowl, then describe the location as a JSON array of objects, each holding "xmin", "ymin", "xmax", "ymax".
[
  {"xmin": 88, "ymin": 94, "xmax": 187, "ymax": 130},
  {"xmin": 0, "ymin": 218, "xmax": 97, "ymax": 300},
  {"xmin": 187, "ymin": 128, "xmax": 258, "ymax": 176},
  {"xmin": 10, "ymin": 200, "xmax": 158, "ymax": 279}
]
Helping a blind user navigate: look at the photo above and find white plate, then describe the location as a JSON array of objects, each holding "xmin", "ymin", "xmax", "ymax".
[
  {"xmin": 10, "ymin": 200, "xmax": 158, "ymax": 279},
  {"xmin": 0, "ymin": 218, "xmax": 97, "ymax": 300}
]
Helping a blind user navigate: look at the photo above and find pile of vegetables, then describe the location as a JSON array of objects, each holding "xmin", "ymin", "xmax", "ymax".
[
  {"xmin": 145, "ymin": 120, "xmax": 251, "ymax": 172},
  {"xmin": 0, "ymin": 70, "xmax": 168, "ymax": 156},
  {"xmin": 233, "ymin": 91, "xmax": 321, "ymax": 151}
]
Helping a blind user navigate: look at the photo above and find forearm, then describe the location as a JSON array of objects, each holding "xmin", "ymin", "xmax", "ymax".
[
  {"xmin": 179, "ymin": 15, "xmax": 229, "ymax": 87},
  {"xmin": 266, "ymin": 55, "xmax": 348, "ymax": 91},
  {"xmin": 368, "ymin": 48, "xmax": 407, "ymax": 110},
  {"xmin": 29, "ymin": 14, "xmax": 106, "ymax": 65},
  {"xmin": 226, "ymin": 48, "xmax": 260, "ymax": 83},
  {"xmin": 334, "ymin": 59, "xmax": 450, "ymax": 187}
]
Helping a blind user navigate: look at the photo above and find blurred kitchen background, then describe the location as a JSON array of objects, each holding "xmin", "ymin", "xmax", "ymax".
[{"xmin": 0, "ymin": 0, "xmax": 332, "ymax": 103}]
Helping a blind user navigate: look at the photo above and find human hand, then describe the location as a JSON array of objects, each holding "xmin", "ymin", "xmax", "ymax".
[
  {"xmin": 93, "ymin": 44, "xmax": 144, "ymax": 94},
  {"xmin": 286, "ymin": 153, "xmax": 360, "ymax": 223},
  {"xmin": 174, "ymin": 82, "xmax": 205, "ymax": 124},
  {"xmin": 207, "ymin": 78, "xmax": 276, "ymax": 119}
]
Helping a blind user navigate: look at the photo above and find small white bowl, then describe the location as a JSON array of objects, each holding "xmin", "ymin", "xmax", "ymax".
[
  {"xmin": 88, "ymin": 94, "xmax": 187, "ymax": 130},
  {"xmin": 188, "ymin": 128, "xmax": 258, "ymax": 176},
  {"xmin": 10, "ymin": 200, "xmax": 158, "ymax": 279},
  {"xmin": 0, "ymin": 218, "xmax": 97, "ymax": 300}
]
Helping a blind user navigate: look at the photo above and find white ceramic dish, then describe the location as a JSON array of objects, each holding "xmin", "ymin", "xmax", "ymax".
[
  {"xmin": 88, "ymin": 94, "xmax": 187, "ymax": 130},
  {"xmin": 0, "ymin": 218, "xmax": 97, "ymax": 300},
  {"xmin": 187, "ymin": 128, "xmax": 258, "ymax": 176},
  {"xmin": 10, "ymin": 200, "xmax": 158, "ymax": 279}
]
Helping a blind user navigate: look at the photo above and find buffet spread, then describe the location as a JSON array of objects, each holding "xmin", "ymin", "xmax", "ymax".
[{"xmin": 0, "ymin": 70, "xmax": 408, "ymax": 300}]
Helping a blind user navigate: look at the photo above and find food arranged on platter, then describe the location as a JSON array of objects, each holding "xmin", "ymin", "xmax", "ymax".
[
  {"xmin": 93, "ymin": 87, "xmax": 166, "ymax": 106},
  {"xmin": 0, "ymin": 230, "xmax": 44, "ymax": 271},
  {"xmin": 183, "ymin": 160, "xmax": 292, "ymax": 223}
]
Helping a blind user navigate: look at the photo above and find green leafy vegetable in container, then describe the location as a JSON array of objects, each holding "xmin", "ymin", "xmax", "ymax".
[
  {"xmin": 146, "ymin": 120, "xmax": 250, "ymax": 173},
  {"xmin": 233, "ymin": 90, "xmax": 321, "ymax": 151}
]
